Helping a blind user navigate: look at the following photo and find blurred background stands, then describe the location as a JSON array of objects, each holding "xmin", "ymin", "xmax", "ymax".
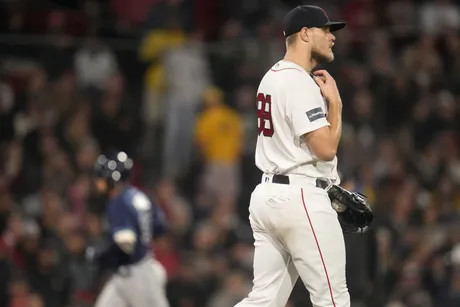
[{"xmin": 1, "ymin": 0, "xmax": 460, "ymax": 307}]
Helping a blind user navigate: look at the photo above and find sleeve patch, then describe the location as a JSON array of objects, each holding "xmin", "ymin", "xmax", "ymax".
[{"xmin": 306, "ymin": 107, "xmax": 326, "ymax": 122}]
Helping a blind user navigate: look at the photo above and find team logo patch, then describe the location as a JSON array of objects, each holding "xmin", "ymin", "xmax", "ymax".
[{"xmin": 306, "ymin": 107, "xmax": 325, "ymax": 122}]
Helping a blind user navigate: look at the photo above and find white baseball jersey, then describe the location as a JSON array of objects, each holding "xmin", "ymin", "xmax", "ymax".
[{"xmin": 255, "ymin": 59, "xmax": 340, "ymax": 183}]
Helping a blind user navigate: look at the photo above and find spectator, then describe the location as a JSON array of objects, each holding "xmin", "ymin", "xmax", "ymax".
[
  {"xmin": 74, "ymin": 33, "xmax": 119, "ymax": 92},
  {"xmin": 138, "ymin": 12, "xmax": 186, "ymax": 162},
  {"xmin": 162, "ymin": 29, "xmax": 211, "ymax": 178},
  {"xmin": 419, "ymin": 0, "xmax": 460, "ymax": 35},
  {"xmin": 194, "ymin": 87, "xmax": 243, "ymax": 204}
]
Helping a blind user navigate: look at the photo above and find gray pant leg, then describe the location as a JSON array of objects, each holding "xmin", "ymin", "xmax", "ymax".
[
  {"xmin": 162, "ymin": 100, "xmax": 196, "ymax": 178},
  {"xmin": 94, "ymin": 277, "xmax": 127, "ymax": 307},
  {"xmin": 122, "ymin": 259, "xmax": 170, "ymax": 307}
]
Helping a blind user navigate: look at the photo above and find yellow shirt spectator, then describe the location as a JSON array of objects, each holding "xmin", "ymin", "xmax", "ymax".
[{"xmin": 195, "ymin": 88, "xmax": 243, "ymax": 163}]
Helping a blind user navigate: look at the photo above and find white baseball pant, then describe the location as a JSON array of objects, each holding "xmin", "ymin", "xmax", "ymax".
[
  {"xmin": 94, "ymin": 258, "xmax": 169, "ymax": 307},
  {"xmin": 235, "ymin": 174, "xmax": 350, "ymax": 307}
]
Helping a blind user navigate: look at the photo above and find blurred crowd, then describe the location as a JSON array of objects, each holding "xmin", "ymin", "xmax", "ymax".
[{"xmin": 1, "ymin": 0, "xmax": 460, "ymax": 306}]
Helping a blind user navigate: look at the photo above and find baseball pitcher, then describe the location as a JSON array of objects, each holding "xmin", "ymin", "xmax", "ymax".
[
  {"xmin": 235, "ymin": 5, "xmax": 373, "ymax": 307},
  {"xmin": 87, "ymin": 151, "xmax": 170, "ymax": 307}
]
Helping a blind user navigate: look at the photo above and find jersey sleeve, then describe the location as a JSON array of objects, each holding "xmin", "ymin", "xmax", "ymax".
[
  {"xmin": 287, "ymin": 76, "xmax": 330, "ymax": 139},
  {"xmin": 108, "ymin": 199, "xmax": 135, "ymax": 234}
]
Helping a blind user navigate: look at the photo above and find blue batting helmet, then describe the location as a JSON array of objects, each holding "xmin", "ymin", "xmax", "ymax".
[{"xmin": 94, "ymin": 151, "xmax": 133, "ymax": 183}]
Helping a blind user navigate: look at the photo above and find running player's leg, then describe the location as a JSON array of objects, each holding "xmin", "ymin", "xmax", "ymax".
[
  {"xmin": 150, "ymin": 259, "xmax": 170, "ymax": 307},
  {"xmin": 94, "ymin": 277, "xmax": 127, "ymax": 307},
  {"xmin": 284, "ymin": 186, "xmax": 350, "ymax": 307},
  {"xmin": 235, "ymin": 185, "xmax": 299, "ymax": 307},
  {"xmin": 125, "ymin": 259, "xmax": 170, "ymax": 307}
]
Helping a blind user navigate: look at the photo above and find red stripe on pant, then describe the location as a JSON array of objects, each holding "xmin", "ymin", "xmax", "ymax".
[{"xmin": 301, "ymin": 188, "xmax": 337, "ymax": 307}]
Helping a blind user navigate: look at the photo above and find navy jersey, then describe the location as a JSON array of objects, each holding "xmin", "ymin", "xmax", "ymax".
[{"xmin": 101, "ymin": 186, "xmax": 167, "ymax": 268}]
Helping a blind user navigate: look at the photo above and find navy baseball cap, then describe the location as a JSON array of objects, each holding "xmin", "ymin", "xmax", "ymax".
[{"xmin": 283, "ymin": 5, "xmax": 346, "ymax": 37}]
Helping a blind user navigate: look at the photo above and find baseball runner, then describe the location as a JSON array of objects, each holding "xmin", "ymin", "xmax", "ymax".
[
  {"xmin": 235, "ymin": 5, "xmax": 373, "ymax": 307},
  {"xmin": 86, "ymin": 151, "xmax": 170, "ymax": 307}
]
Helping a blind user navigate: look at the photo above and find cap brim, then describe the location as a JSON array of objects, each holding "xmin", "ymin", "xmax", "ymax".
[{"xmin": 326, "ymin": 21, "xmax": 346, "ymax": 32}]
